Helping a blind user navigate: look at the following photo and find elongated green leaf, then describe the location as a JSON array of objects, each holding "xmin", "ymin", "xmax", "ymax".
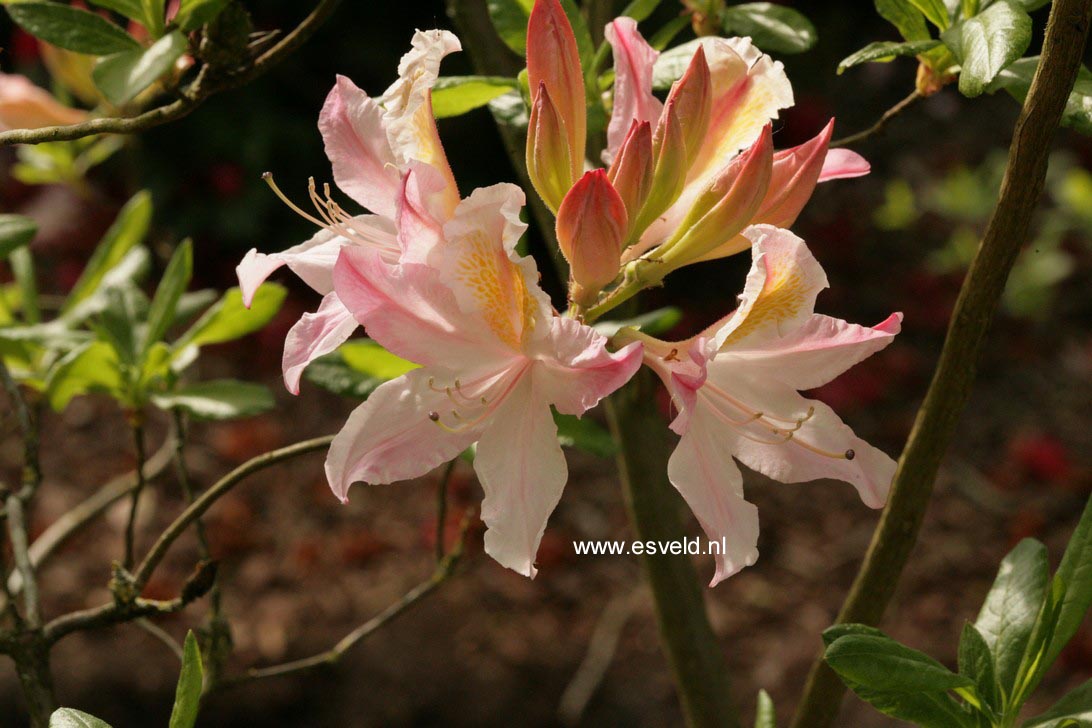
[
  {"xmin": 432, "ymin": 76, "xmax": 519, "ymax": 118},
  {"xmin": 1022, "ymin": 679, "xmax": 1092, "ymax": 727},
  {"xmin": 909, "ymin": 0, "xmax": 951, "ymax": 28},
  {"xmin": 839, "ymin": 40, "xmax": 942, "ymax": 73},
  {"xmin": 88, "ymin": 0, "xmax": 145, "ymax": 21},
  {"xmin": 553, "ymin": 411, "xmax": 616, "ymax": 457},
  {"xmin": 6, "ymin": 2, "xmax": 140, "ymax": 55},
  {"xmin": 720, "ymin": 3, "xmax": 818, "ymax": 55},
  {"xmin": 143, "ymin": 240, "xmax": 193, "ymax": 354},
  {"xmin": 822, "ymin": 623, "xmax": 887, "ymax": 647},
  {"xmin": 173, "ymin": 284, "xmax": 286, "ymax": 352},
  {"xmin": 959, "ymin": 622, "xmax": 1000, "ymax": 714},
  {"xmin": 649, "ymin": 15, "xmax": 690, "ymax": 51},
  {"xmin": 974, "ymin": 538, "xmax": 1050, "ymax": 694},
  {"xmin": 754, "ymin": 690, "xmax": 776, "ymax": 728},
  {"xmin": 1047, "ymin": 496, "xmax": 1092, "ymax": 667},
  {"xmin": 173, "ymin": 0, "xmax": 230, "ymax": 31},
  {"xmin": 49, "ymin": 708, "xmax": 114, "ymax": 728},
  {"xmin": 168, "ymin": 631, "xmax": 203, "ymax": 728},
  {"xmin": 93, "ymin": 30, "xmax": 187, "ymax": 106},
  {"xmin": 0, "ymin": 215, "xmax": 37, "ymax": 259},
  {"xmin": 991, "ymin": 59, "xmax": 1092, "ymax": 136},
  {"xmin": 152, "ymin": 380, "xmax": 273, "ymax": 420},
  {"xmin": 45, "ymin": 341, "xmax": 123, "ymax": 411},
  {"xmin": 826, "ymin": 634, "xmax": 973, "ymax": 693},
  {"xmin": 876, "ymin": 0, "xmax": 932, "ymax": 41},
  {"xmin": 64, "ymin": 192, "xmax": 153, "ymax": 314},
  {"xmin": 62, "ymin": 247, "xmax": 151, "ymax": 325},
  {"xmin": 620, "ymin": 0, "xmax": 665, "ymax": 22},
  {"xmin": 486, "ymin": 0, "xmax": 534, "ymax": 55},
  {"xmin": 11, "ymin": 247, "xmax": 40, "ymax": 325},
  {"xmin": 96, "ymin": 284, "xmax": 147, "ymax": 366},
  {"xmin": 341, "ymin": 340, "xmax": 418, "ymax": 380},
  {"xmin": 944, "ymin": 0, "xmax": 1032, "ymax": 97},
  {"xmin": 593, "ymin": 306, "xmax": 682, "ymax": 338}
]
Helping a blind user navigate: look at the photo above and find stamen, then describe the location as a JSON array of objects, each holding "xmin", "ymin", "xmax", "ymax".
[{"xmin": 263, "ymin": 173, "xmax": 328, "ymax": 228}]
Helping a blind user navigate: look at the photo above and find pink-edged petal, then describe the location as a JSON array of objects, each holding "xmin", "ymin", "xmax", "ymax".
[
  {"xmin": 474, "ymin": 374, "xmax": 567, "ymax": 578},
  {"xmin": 318, "ymin": 75, "xmax": 401, "ymax": 218},
  {"xmin": 333, "ymin": 247, "xmax": 505, "ymax": 368},
  {"xmin": 711, "ymin": 225, "xmax": 828, "ymax": 350},
  {"xmin": 533, "ymin": 316, "xmax": 643, "ymax": 416},
  {"xmin": 604, "ymin": 18, "xmax": 663, "ymax": 163},
  {"xmin": 728, "ymin": 313, "xmax": 902, "ymax": 391},
  {"xmin": 668, "ymin": 408, "xmax": 760, "ymax": 585},
  {"xmin": 281, "ymin": 292, "xmax": 359, "ymax": 395},
  {"xmin": 713, "ymin": 370, "xmax": 895, "ymax": 509},
  {"xmin": 640, "ymin": 335, "xmax": 715, "ymax": 435},
  {"xmin": 324, "ymin": 367, "xmax": 482, "ymax": 502},
  {"xmin": 396, "ymin": 162, "xmax": 449, "ymax": 264},
  {"xmin": 237, "ymin": 248, "xmax": 293, "ymax": 308},
  {"xmin": 819, "ymin": 148, "xmax": 870, "ymax": 182}
]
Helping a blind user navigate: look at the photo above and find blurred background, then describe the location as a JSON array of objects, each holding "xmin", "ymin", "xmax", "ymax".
[{"xmin": 2, "ymin": 1, "xmax": 1091, "ymax": 725}]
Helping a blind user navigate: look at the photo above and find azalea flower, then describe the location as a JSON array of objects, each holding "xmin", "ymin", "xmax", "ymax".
[
  {"xmin": 326, "ymin": 183, "xmax": 643, "ymax": 577},
  {"xmin": 0, "ymin": 72, "xmax": 88, "ymax": 131},
  {"xmin": 618, "ymin": 225, "xmax": 902, "ymax": 585},
  {"xmin": 236, "ymin": 29, "xmax": 462, "ymax": 392}
]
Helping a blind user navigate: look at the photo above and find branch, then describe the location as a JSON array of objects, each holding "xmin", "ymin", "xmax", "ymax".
[
  {"xmin": 790, "ymin": 1, "xmax": 1092, "ymax": 726},
  {"xmin": 215, "ymin": 512, "xmax": 473, "ymax": 690},
  {"xmin": 831, "ymin": 90, "xmax": 922, "ymax": 148},
  {"xmin": 42, "ymin": 594, "xmax": 189, "ymax": 644},
  {"xmin": 0, "ymin": 360, "xmax": 41, "ymax": 499},
  {"xmin": 130, "ymin": 435, "xmax": 334, "ymax": 593},
  {"xmin": 0, "ymin": 0, "xmax": 343, "ymax": 147},
  {"xmin": 134, "ymin": 617, "xmax": 184, "ymax": 661},
  {"xmin": 122, "ymin": 420, "xmax": 148, "ymax": 570},
  {"xmin": 5, "ymin": 495, "xmax": 40, "ymax": 628}
]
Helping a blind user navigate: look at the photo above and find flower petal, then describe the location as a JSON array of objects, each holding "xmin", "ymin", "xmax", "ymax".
[
  {"xmin": 475, "ymin": 375, "xmax": 567, "ymax": 578},
  {"xmin": 533, "ymin": 316, "xmax": 643, "ymax": 416},
  {"xmin": 604, "ymin": 18, "xmax": 663, "ymax": 164},
  {"xmin": 668, "ymin": 408, "xmax": 760, "ymax": 585},
  {"xmin": 396, "ymin": 162, "xmax": 449, "ymax": 264},
  {"xmin": 281, "ymin": 292, "xmax": 359, "ymax": 395},
  {"xmin": 324, "ymin": 367, "xmax": 483, "ymax": 502},
  {"xmin": 819, "ymin": 148, "xmax": 871, "ymax": 182},
  {"xmin": 318, "ymin": 75, "xmax": 402, "ymax": 218},
  {"xmin": 727, "ymin": 313, "xmax": 902, "ymax": 391},
  {"xmin": 0, "ymin": 72, "xmax": 89, "ymax": 131}
]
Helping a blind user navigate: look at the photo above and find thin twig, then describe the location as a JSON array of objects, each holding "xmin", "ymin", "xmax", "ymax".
[
  {"xmin": 435, "ymin": 459, "xmax": 457, "ymax": 562},
  {"xmin": 216, "ymin": 512, "xmax": 473, "ymax": 690},
  {"xmin": 0, "ymin": 360, "xmax": 41, "ymax": 500},
  {"xmin": 170, "ymin": 410, "xmax": 218, "ymax": 613},
  {"xmin": 5, "ymin": 495, "xmax": 39, "ymax": 628},
  {"xmin": 831, "ymin": 90, "xmax": 923, "ymax": 148},
  {"xmin": 131, "ymin": 436, "xmax": 334, "ymax": 594},
  {"xmin": 134, "ymin": 617, "xmax": 184, "ymax": 661},
  {"xmin": 43, "ymin": 595, "xmax": 189, "ymax": 644},
  {"xmin": 123, "ymin": 419, "xmax": 148, "ymax": 570},
  {"xmin": 0, "ymin": 0, "xmax": 342, "ymax": 147},
  {"xmin": 790, "ymin": 1, "xmax": 1092, "ymax": 726}
]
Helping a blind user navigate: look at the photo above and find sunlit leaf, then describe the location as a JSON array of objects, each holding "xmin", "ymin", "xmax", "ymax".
[
  {"xmin": 943, "ymin": 0, "xmax": 1031, "ymax": 98},
  {"xmin": 0, "ymin": 215, "xmax": 37, "ymax": 259},
  {"xmin": 720, "ymin": 3, "xmax": 818, "ymax": 55},
  {"xmin": 152, "ymin": 380, "xmax": 274, "ymax": 420},
  {"xmin": 6, "ymin": 2, "xmax": 140, "ymax": 55},
  {"xmin": 93, "ymin": 30, "xmax": 187, "ymax": 106},
  {"xmin": 167, "ymin": 631, "xmax": 203, "ymax": 728},
  {"xmin": 49, "ymin": 708, "xmax": 114, "ymax": 728},
  {"xmin": 432, "ymin": 76, "xmax": 519, "ymax": 118},
  {"xmin": 839, "ymin": 40, "xmax": 942, "ymax": 73}
]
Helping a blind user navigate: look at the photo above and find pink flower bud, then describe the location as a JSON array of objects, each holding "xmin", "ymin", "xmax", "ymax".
[
  {"xmin": 629, "ymin": 100, "xmax": 689, "ymax": 240},
  {"xmin": 527, "ymin": 0, "xmax": 586, "ymax": 184},
  {"xmin": 556, "ymin": 169, "xmax": 628, "ymax": 305},
  {"xmin": 526, "ymin": 84, "xmax": 574, "ymax": 212},
  {"xmin": 664, "ymin": 45, "xmax": 711, "ymax": 169},
  {"xmin": 607, "ymin": 119, "xmax": 654, "ymax": 223}
]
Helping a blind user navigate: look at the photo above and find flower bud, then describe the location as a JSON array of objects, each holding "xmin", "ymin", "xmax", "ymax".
[
  {"xmin": 527, "ymin": 0, "xmax": 586, "ymax": 184},
  {"xmin": 607, "ymin": 119, "xmax": 653, "ymax": 223},
  {"xmin": 664, "ymin": 45, "xmax": 711, "ymax": 169},
  {"xmin": 527, "ymin": 84, "xmax": 574, "ymax": 212},
  {"xmin": 629, "ymin": 100, "xmax": 689, "ymax": 241},
  {"xmin": 556, "ymin": 169, "xmax": 628, "ymax": 306},
  {"xmin": 755, "ymin": 120, "xmax": 833, "ymax": 229},
  {"xmin": 658, "ymin": 124, "xmax": 773, "ymax": 268}
]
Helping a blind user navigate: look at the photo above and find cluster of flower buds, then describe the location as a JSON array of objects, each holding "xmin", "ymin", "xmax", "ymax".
[{"xmin": 525, "ymin": 1, "xmax": 868, "ymax": 315}]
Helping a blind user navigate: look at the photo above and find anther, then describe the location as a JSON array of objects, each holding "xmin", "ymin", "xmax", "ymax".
[
  {"xmin": 845, "ymin": 449, "xmax": 855, "ymax": 460},
  {"xmin": 428, "ymin": 411, "xmax": 440, "ymax": 422}
]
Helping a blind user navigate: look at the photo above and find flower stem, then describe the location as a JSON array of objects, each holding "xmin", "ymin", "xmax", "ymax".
[
  {"xmin": 123, "ymin": 418, "xmax": 148, "ymax": 571},
  {"xmin": 790, "ymin": 1, "xmax": 1092, "ymax": 725},
  {"xmin": 606, "ymin": 372, "xmax": 740, "ymax": 728}
]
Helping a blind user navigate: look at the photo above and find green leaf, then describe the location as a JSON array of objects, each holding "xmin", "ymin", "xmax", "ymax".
[
  {"xmin": 974, "ymin": 538, "xmax": 1050, "ymax": 694},
  {"xmin": 958, "ymin": 622, "xmax": 1001, "ymax": 714},
  {"xmin": 1047, "ymin": 496, "xmax": 1092, "ymax": 667},
  {"xmin": 486, "ymin": 0, "xmax": 534, "ymax": 56},
  {"xmin": 908, "ymin": 0, "xmax": 951, "ymax": 28},
  {"xmin": 45, "ymin": 341, "xmax": 123, "ymax": 411},
  {"xmin": 92, "ymin": 30, "xmax": 187, "ymax": 106},
  {"xmin": 593, "ymin": 306, "xmax": 682, "ymax": 338},
  {"xmin": 173, "ymin": 0, "xmax": 230, "ymax": 31},
  {"xmin": 6, "ymin": 2, "xmax": 140, "ymax": 55},
  {"xmin": 553, "ymin": 411, "xmax": 617, "ymax": 457},
  {"xmin": 303, "ymin": 339, "xmax": 417, "ymax": 398},
  {"xmin": 821, "ymin": 623, "xmax": 887, "ymax": 647},
  {"xmin": 432, "ymin": 76, "xmax": 520, "ymax": 119},
  {"xmin": 88, "ymin": 0, "xmax": 146, "ymax": 22},
  {"xmin": 95, "ymin": 284, "xmax": 148, "ymax": 366},
  {"xmin": 168, "ymin": 631, "xmax": 204, "ymax": 728},
  {"xmin": 341, "ymin": 340, "xmax": 418, "ymax": 380},
  {"xmin": 64, "ymin": 192, "xmax": 153, "ymax": 315},
  {"xmin": 838, "ymin": 40, "xmax": 942, "ymax": 73},
  {"xmin": 719, "ymin": 3, "xmax": 817, "ymax": 55},
  {"xmin": 141, "ymin": 0, "xmax": 165, "ymax": 36},
  {"xmin": 143, "ymin": 240, "xmax": 193, "ymax": 355},
  {"xmin": 754, "ymin": 689, "xmax": 776, "ymax": 728},
  {"xmin": 49, "ymin": 708, "xmax": 114, "ymax": 728},
  {"xmin": 0, "ymin": 215, "xmax": 37, "ymax": 259},
  {"xmin": 1022, "ymin": 679, "xmax": 1092, "ymax": 727},
  {"xmin": 173, "ymin": 284, "xmax": 286, "ymax": 353},
  {"xmin": 875, "ymin": 0, "xmax": 932, "ymax": 41},
  {"xmin": 9, "ymin": 247, "xmax": 41, "ymax": 325},
  {"xmin": 152, "ymin": 380, "xmax": 274, "ymax": 420},
  {"xmin": 653, "ymin": 39, "xmax": 705, "ymax": 90},
  {"xmin": 648, "ymin": 15, "xmax": 690, "ymax": 51},
  {"xmin": 944, "ymin": 0, "xmax": 1032, "ymax": 97},
  {"xmin": 992, "ymin": 59, "xmax": 1092, "ymax": 136},
  {"xmin": 825, "ymin": 634, "xmax": 974, "ymax": 694}
]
